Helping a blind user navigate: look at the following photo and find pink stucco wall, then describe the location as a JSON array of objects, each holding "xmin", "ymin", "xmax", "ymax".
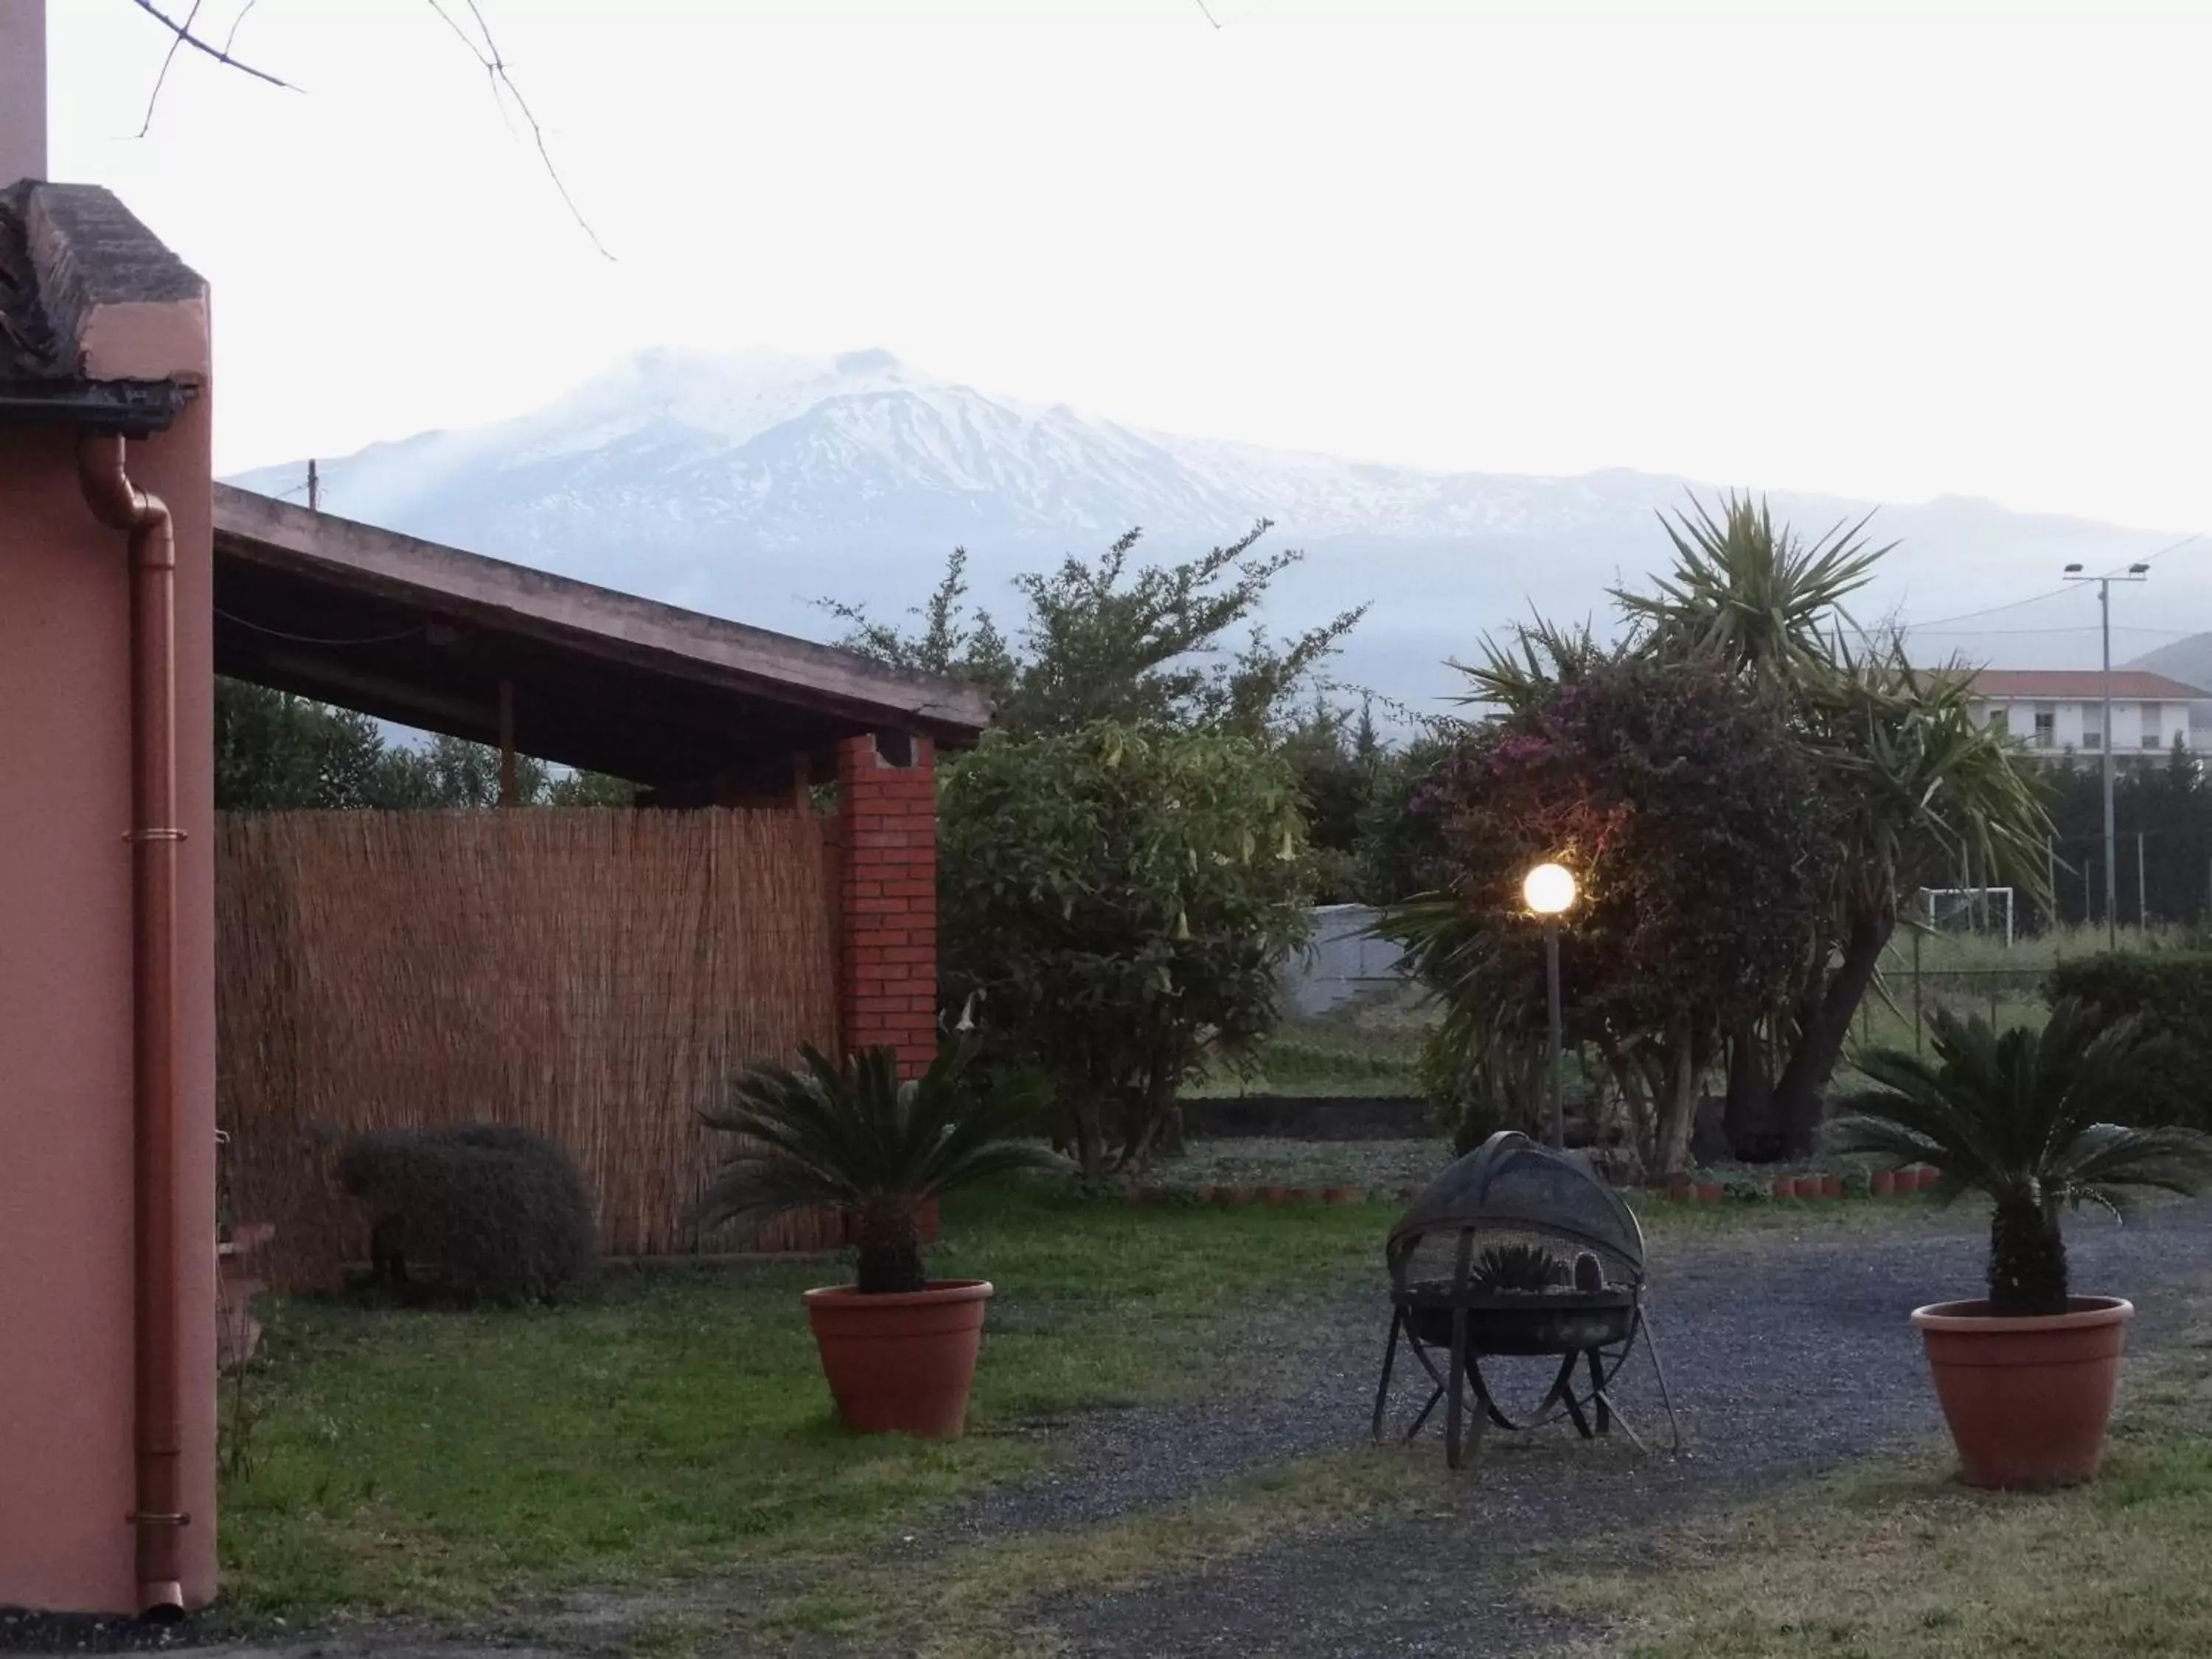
[{"xmin": 0, "ymin": 394, "xmax": 218, "ymax": 1609}]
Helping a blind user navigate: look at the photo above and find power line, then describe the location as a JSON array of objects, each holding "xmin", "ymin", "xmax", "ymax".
[
  {"xmin": 2132, "ymin": 532, "xmax": 2202, "ymax": 568},
  {"xmin": 1908, "ymin": 622, "xmax": 2205, "ymax": 638},
  {"xmin": 1906, "ymin": 586, "xmax": 2079, "ymax": 630},
  {"xmin": 1902, "ymin": 533, "xmax": 2205, "ymax": 632}
]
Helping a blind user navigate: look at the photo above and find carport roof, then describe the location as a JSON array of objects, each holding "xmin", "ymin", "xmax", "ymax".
[{"xmin": 213, "ymin": 484, "xmax": 992, "ymax": 788}]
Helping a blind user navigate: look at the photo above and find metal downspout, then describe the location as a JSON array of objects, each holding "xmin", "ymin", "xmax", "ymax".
[{"xmin": 76, "ymin": 431, "xmax": 187, "ymax": 1620}]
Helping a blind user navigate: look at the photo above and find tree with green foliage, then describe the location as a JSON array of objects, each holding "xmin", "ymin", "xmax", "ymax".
[
  {"xmin": 215, "ymin": 679, "xmax": 392, "ymax": 809},
  {"xmin": 1385, "ymin": 646, "xmax": 1824, "ymax": 1175},
  {"xmin": 824, "ymin": 522, "xmax": 1366, "ymax": 740},
  {"xmin": 938, "ymin": 723, "xmax": 1312, "ymax": 1179},
  {"xmin": 1351, "ymin": 726, "xmax": 1459, "ymax": 905},
  {"xmin": 1276, "ymin": 698, "xmax": 1388, "ymax": 902},
  {"xmin": 1604, "ymin": 497, "xmax": 2051, "ymax": 1155},
  {"xmin": 215, "ymin": 678, "xmax": 633, "ymax": 810}
]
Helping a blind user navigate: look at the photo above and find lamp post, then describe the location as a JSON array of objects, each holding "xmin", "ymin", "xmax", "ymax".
[
  {"xmin": 1523, "ymin": 861, "xmax": 1578, "ymax": 1149},
  {"xmin": 2063, "ymin": 561, "xmax": 2149, "ymax": 950}
]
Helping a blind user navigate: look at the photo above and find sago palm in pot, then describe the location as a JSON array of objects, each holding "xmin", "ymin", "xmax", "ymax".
[
  {"xmin": 698, "ymin": 1042, "xmax": 1062, "ymax": 1437},
  {"xmin": 1831, "ymin": 999, "xmax": 2212, "ymax": 1486}
]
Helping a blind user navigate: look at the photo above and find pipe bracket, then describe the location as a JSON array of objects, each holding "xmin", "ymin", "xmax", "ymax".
[
  {"xmin": 125, "ymin": 1512, "xmax": 192, "ymax": 1527},
  {"xmin": 123, "ymin": 828, "xmax": 189, "ymax": 841}
]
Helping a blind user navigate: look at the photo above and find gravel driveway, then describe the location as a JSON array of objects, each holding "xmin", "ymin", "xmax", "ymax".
[{"xmin": 1032, "ymin": 1198, "xmax": 2212, "ymax": 1658}]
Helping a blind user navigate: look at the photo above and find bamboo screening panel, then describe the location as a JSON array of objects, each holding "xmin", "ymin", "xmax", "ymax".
[{"xmin": 216, "ymin": 808, "xmax": 841, "ymax": 1290}]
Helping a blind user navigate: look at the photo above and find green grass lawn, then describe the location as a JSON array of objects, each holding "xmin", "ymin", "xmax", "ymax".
[
  {"xmin": 217, "ymin": 1183, "xmax": 1391, "ymax": 1625},
  {"xmin": 1540, "ymin": 1309, "xmax": 2212, "ymax": 1658}
]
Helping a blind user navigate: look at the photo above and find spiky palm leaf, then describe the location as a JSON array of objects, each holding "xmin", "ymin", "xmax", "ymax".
[
  {"xmin": 1805, "ymin": 645, "xmax": 2053, "ymax": 918},
  {"xmin": 1451, "ymin": 619, "xmax": 1613, "ymax": 714},
  {"xmin": 1615, "ymin": 493, "xmax": 1890, "ymax": 689},
  {"xmin": 696, "ymin": 1044, "xmax": 1064, "ymax": 1291},
  {"xmin": 1832, "ymin": 1001, "xmax": 2212, "ymax": 1312}
]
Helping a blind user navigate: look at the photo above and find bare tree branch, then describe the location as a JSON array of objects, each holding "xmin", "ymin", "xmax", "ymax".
[
  {"xmin": 219, "ymin": 0, "xmax": 261, "ymax": 59},
  {"xmin": 1194, "ymin": 0, "xmax": 1222, "ymax": 27},
  {"xmin": 424, "ymin": 0, "xmax": 616, "ymax": 261},
  {"xmin": 128, "ymin": 0, "xmax": 298, "ymax": 94},
  {"xmin": 136, "ymin": 0, "xmax": 204, "ymax": 136}
]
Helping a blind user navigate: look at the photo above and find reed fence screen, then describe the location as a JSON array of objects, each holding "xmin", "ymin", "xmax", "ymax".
[{"xmin": 216, "ymin": 808, "xmax": 841, "ymax": 1288}]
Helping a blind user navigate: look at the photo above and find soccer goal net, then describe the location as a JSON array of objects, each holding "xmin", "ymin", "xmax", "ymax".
[{"xmin": 1920, "ymin": 886, "xmax": 2016, "ymax": 947}]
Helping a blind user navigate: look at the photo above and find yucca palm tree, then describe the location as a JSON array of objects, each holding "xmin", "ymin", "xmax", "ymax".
[
  {"xmin": 1763, "ymin": 646, "xmax": 2054, "ymax": 1144},
  {"xmin": 696, "ymin": 1044, "xmax": 1064, "ymax": 1293},
  {"xmin": 1613, "ymin": 495, "xmax": 2052, "ymax": 1153},
  {"xmin": 1832, "ymin": 1002, "xmax": 2212, "ymax": 1315}
]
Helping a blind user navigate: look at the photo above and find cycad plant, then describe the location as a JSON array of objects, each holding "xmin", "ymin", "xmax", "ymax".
[
  {"xmin": 1832, "ymin": 1001, "xmax": 2212, "ymax": 1315},
  {"xmin": 697, "ymin": 1044, "xmax": 1062, "ymax": 1293}
]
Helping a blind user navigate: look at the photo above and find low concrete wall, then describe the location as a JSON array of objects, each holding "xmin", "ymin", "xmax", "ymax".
[{"xmin": 1183, "ymin": 1095, "xmax": 1434, "ymax": 1141}]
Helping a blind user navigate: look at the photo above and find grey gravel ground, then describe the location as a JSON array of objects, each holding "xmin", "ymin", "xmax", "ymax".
[
  {"xmin": 1152, "ymin": 1136, "xmax": 1454, "ymax": 1194},
  {"xmin": 1037, "ymin": 1198, "xmax": 2212, "ymax": 1658}
]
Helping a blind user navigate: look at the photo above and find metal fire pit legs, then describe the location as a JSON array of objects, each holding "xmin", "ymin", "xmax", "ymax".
[{"xmin": 1371, "ymin": 1298, "xmax": 1662, "ymax": 1468}]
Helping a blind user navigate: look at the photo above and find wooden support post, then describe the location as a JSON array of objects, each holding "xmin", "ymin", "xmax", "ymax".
[{"xmin": 497, "ymin": 678, "xmax": 516, "ymax": 807}]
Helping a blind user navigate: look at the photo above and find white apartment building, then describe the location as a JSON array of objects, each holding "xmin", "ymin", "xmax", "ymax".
[{"xmin": 1966, "ymin": 669, "xmax": 2205, "ymax": 767}]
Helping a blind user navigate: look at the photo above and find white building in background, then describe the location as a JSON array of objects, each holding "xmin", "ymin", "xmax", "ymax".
[
  {"xmin": 1280, "ymin": 905, "xmax": 1407, "ymax": 1016},
  {"xmin": 1966, "ymin": 669, "xmax": 2206, "ymax": 767}
]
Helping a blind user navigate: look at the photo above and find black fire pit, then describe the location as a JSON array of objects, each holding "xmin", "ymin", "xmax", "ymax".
[{"xmin": 1372, "ymin": 1131, "xmax": 1680, "ymax": 1467}]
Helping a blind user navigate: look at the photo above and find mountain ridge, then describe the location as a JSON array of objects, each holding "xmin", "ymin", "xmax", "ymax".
[{"xmin": 228, "ymin": 347, "xmax": 2199, "ymax": 713}]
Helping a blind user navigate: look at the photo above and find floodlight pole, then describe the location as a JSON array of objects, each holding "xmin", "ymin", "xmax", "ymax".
[
  {"xmin": 1545, "ymin": 920, "xmax": 1564, "ymax": 1150},
  {"xmin": 2064, "ymin": 564, "xmax": 2149, "ymax": 953}
]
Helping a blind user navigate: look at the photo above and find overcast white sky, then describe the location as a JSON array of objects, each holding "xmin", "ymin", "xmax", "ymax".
[{"xmin": 43, "ymin": 1, "xmax": 2212, "ymax": 534}]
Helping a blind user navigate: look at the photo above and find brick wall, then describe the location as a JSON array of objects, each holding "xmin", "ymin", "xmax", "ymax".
[{"xmin": 835, "ymin": 733, "xmax": 939, "ymax": 1076}]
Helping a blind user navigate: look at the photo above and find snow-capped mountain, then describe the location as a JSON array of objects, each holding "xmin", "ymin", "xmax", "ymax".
[{"xmin": 229, "ymin": 348, "xmax": 2196, "ymax": 714}]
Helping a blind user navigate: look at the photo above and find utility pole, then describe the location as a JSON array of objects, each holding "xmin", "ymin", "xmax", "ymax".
[
  {"xmin": 2139, "ymin": 830, "xmax": 2148, "ymax": 928},
  {"xmin": 307, "ymin": 458, "xmax": 319, "ymax": 512},
  {"xmin": 2063, "ymin": 560, "xmax": 2150, "ymax": 951}
]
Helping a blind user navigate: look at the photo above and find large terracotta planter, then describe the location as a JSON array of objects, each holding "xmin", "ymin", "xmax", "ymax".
[
  {"xmin": 1910, "ymin": 1297, "xmax": 2134, "ymax": 1487},
  {"xmin": 802, "ymin": 1279, "xmax": 995, "ymax": 1438}
]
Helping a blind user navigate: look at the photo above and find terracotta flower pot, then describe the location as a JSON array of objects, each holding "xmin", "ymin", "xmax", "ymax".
[
  {"xmin": 1871, "ymin": 1169, "xmax": 1897, "ymax": 1197},
  {"xmin": 1819, "ymin": 1175, "xmax": 1843, "ymax": 1200},
  {"xmin": 1910, "ymin": 1297, "xmax": 2133, "ymax": 1487},
  {"xmin": 1695, "ymin": 1182, "xmax": 1722, "ymax": 1204},
  {"xmin": 1221, "ymin": 1184, "xmax": 1258, "ymax": 1207},
  {"xmin": 1262, "ymin": 1184, "xmax": 1292, "ymax": 1207},
  {"xmin": 802, "ymin": 1279, "xmax": 995, "ymax": 1439},
  {"xmin": 1772, "ymin": 1175, "xmax": 1796, "ymax": 1200},
  {"xmin": 1321, "ymin": 1185, "xmax": 1355, "ymax": 1206}
]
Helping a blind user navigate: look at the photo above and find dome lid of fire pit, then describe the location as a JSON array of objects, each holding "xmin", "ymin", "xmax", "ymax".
[{"xmin": 1387, "ymin": 1131, "xmax": 1645, "ymax": 1281}]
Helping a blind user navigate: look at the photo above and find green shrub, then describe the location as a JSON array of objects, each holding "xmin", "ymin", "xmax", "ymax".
[
  {"xmin": 335, "ymin": 1123, "xmax": 595, "ymax": 1303},
  {"xmin": 941, "ymin": 723, "xmax": 1312, "ymax": 1179},
  {"xmin": 2046, "ymin": 952, "xmax": 2212, "ymax": 1130}
]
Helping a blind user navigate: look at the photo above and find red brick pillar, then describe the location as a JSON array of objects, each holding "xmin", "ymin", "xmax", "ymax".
[{"xmin": 835, "ymin": 733, "xmax": 939, "ymax": 1077}]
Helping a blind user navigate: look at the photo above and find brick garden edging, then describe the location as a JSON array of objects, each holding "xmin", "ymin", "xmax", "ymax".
[{"xmin": 1121, "ymin": 1166, "xmax": 1944, "ymax": 1208}]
